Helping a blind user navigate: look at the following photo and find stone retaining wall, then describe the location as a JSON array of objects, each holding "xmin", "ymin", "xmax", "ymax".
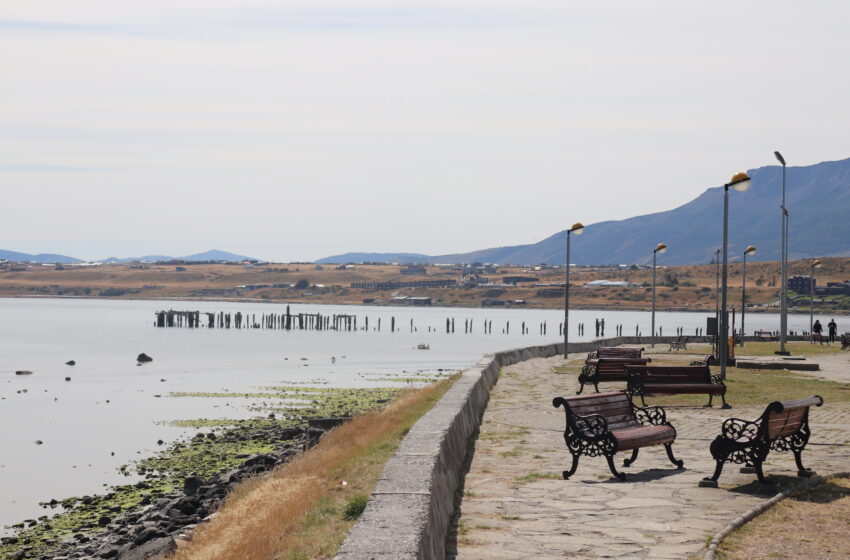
[{"xmin": 332, "ymin": 334, "xmax": 799, "ymax": 560}]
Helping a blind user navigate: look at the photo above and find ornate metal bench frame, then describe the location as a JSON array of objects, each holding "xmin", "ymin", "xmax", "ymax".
[
  {"xmin": 552, "ymin": 394, "xmax": 683, "ymax": 481},
  {"xmin": 700, "ymin": 395, "xmax": 824, "ymax": 486}
]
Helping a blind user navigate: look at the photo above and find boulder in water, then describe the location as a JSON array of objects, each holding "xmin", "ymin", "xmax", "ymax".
[
  {"xmin": 15, "ymin": 370, "xmax": 33, "ymax": 375},
  {"xmin": 66, "ymin": 360, "xmax": 76, "ymax": 366},
  {"xmin": 137, "ymin": 353, "xmax": 153, "ymax": 363}
]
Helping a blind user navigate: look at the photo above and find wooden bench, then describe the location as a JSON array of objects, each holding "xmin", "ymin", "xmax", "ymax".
[
  {"xmin": 689, "ymin": 355, "xmax": 714, "ymax": 366},
  {"xmin": 626, "ymin": 365, "xmax": 729, "ymax": 408},
  {"xmin": 586, "ymin": 346, "xmax": 645, "ymax": 360},
  {"xmin": 669, "ymin": 336, "xmax": 689, "ymax": 350},
  {"xmin": 700, "ymin": 396, "xmax": 824, "ymax": 486},
  {"xmin": 577, "ymin": 357, "xmax": 651, "ymax": 394},
  {"xmin": 754, "ymin": 330, "xmax": 776, "ymax": 341},
  {"xmin": 552, "ymin": 390, "xmax": 684, "ymax": 481}
]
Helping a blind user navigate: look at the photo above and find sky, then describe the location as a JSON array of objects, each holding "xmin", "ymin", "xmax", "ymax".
[{"xmin": 2, "ymin": 1, "xmax": 850, "ymax": 262}]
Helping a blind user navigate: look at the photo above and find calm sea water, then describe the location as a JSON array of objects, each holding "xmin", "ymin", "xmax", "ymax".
[{"xmin": 0, "ymin": 297, "xmax": 815, "ymax": 528}]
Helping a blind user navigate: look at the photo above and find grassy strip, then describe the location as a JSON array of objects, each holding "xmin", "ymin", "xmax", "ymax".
[
  {"xmin": 733, "ymin": 341, "xmax": 843, "ymax": 356},
  {"xmin": 554, "ymin": 363, "xmax": 850, "ymax": 408},
  {"xmin": 169, "ymin": 374, "xmax": 458, "ymax": 560},
  {"xmin": 717, "ymin": 476, "xmax": 850, "ymax": 559}
]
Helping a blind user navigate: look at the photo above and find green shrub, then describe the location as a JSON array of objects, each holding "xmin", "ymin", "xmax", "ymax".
[{"xmin": 343, "ymin": 494, "xmax": 369, "ymax": 520}]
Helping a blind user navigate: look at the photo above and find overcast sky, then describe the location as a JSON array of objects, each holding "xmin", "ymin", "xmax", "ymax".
[{"xmin": 2, "ymin": 1, "xmax": 849, "ymax": 262}]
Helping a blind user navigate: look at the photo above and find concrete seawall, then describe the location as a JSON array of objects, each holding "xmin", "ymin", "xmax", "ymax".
[{"xmin": 333, "ymin": 335, "xmax": 802, "ymax": 560}]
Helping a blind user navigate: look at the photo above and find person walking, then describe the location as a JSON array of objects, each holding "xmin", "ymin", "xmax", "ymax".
[
  {"xmin": 828, "ymin": 319, "xmax": 838, "ymax": 343},
  {"xmin": 813, "ymin": 319, "xmax": 824, "ymax": 344}
]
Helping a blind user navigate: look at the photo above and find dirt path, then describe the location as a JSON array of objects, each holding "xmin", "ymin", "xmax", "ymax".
[{"xmin": 449, "ymin": 353, "xmax": 850, "ymax": 559}]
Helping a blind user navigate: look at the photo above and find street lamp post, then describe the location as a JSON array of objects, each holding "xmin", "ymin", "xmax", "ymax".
[
  {"xmin": 719, "ymin": 172, "xmax": 752, "ymax": 380},
  {"xmin": 563, "ymin": 222, "xmax": 584, "ymax": 359},
  {"xmin": 741, "ymin": 245, "xmax": 757, "ymax": 347},
  {"xmin": 810, "ymin": 259, "xmax": 823, "ymax": 338},
  {"xmin": 714, "ymin": 248, "xmax": 720, "ymax": 350},
  {"xmin": 775, "ymin": 151, "xmax": 790, "ymax": 355},
  {"xmin": 651, "ymin": 243, "xmax": 667, "ymax": 348}
]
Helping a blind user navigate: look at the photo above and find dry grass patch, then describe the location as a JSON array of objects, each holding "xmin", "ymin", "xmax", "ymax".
[
  {"xmin": 169, "ymin": 376, "xmax": 456, "ymax": 560},
  {"xmin": 718, "ymin": 476, "xmax": 850, "ymax": 559}
]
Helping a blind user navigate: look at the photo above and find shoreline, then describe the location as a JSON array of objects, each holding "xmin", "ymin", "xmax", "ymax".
[
  {"xmin": 0, "ymin": 381, "xmax": 411, "ymax": 559},
  {"xmin": 1, "ymin": 294, "xmax": 843, "ymax": 316}
]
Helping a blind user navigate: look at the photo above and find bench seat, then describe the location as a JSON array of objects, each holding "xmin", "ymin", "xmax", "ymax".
[
  {"xmin": 611, "ymin": 425, "xmax": 676, "ymax": 451},
  {"xmin": 640, "ymin": 383, "xmax": 726, "ymax": 395}
]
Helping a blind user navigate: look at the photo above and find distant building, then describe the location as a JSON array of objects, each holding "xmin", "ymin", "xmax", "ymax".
[
  {"xmin": 584, "ymin": 280, "xmax": 640, "ymax": 288},
  {"xmin": 389, "ymin": 296, "xmax": 432, "ymax": 306},
  {"xmin": 816, "ymin": 281, "xmax": 850, "ymax": 296},
  {"xmin": 400, "ymin": 266, "xmax": 427, "ymax": 275},
  {"xmin": 351, "ymin": 280, "xmax": 456, "ymax": 290},
  {"xmin": 502, "ymin": 276, "xmax": 537, "ymax": 285},
  {"xmin": 788, "ymin": 275, "xmax": 815, "ymax": 294}
]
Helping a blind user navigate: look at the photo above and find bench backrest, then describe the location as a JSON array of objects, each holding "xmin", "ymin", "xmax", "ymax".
[
  {"xmin": 557, "ymin": 391, "xmax": 638, "ymax": 431},
  {"xmin": 764, "ymin": 396, "xmax": 824, "ymax": 439},
  {"xmin": 625, "ymin": 365, "xmax": 711, "ymax": 384},
  {"xmin": 596, "ymin": 347, "xmax": 643, "ymax": 359}
]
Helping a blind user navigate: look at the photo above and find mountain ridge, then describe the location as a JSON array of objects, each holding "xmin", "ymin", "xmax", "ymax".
[
  {"xmin": 318, "ymin": 157, "xmax": 850, "ymax": 266},
  {"xmin": 0, "ymin": 249, "xmax": 256, "ymax": 264}
]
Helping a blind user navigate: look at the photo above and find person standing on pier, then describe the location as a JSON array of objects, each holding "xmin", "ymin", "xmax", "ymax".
[
  {"xmin": 595, "ymin": 319, "xmax": 600, "ymax": 337},
  {"xmin": 828, "ymin": 319, "xmax": 838, "ymax": 343},
  {"xmin": 600, "ymin": 318, "xmax": 605, "ymax": 337}
]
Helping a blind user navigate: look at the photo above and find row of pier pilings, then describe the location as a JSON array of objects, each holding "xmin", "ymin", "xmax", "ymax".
[
  {"xmin": 154, "ymin": 307, "xmax": 358, "ymax": 331},
  {"xmin": 154, "ymin": 309, "xmax": 704, "ymax": 338}
]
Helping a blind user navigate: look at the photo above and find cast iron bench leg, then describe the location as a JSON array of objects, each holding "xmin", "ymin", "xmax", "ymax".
[
  {"xmin": 705, "ymin": 394, "xmax": 714, "ymax": 408},
  {"xmin": 754, "ymin": 460, "xmax": 772, "ymax": 484},
  {"xmin": 793, "ymin": 449, "xmax": 815, "ymax": 477},
  {"xmin": 720, "ymin": 393, "xmax": 731, "ymax": 409},
  {"xmin": 623, "ymin": 448, "xmax": 639, "ymax": 467},
  {"xmin": 562, "ymin": 453, "xmax": 580, "ymax": 480},
  {"xmin": 700, "ymin": 459, "xmax": 725, "ymax": 488},
  {"xmin": 664, "ymin": 443, "xmax": 684, "ymax": 468},
  {"xmin": 605, "ymin": 454, "xmax": 627, "ymax": 481}
]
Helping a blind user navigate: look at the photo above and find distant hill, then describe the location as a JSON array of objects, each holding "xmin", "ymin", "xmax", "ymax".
[
  {"xmin": 317, "ymin": 157, "xmax": 850, "ymax": 266},
  {"xmin": 1, "ymin": 249, "xmax": 256, "ymax": 264},
  {"xmin": 316, "ymin": 252, "xmax": 432, "ymax": 264},
  {"xmin": 0, "ymin": 250, "xmax": 82, "ymax": 264}
]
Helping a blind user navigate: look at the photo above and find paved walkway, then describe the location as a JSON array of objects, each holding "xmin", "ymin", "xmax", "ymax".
[{"xmin": 449, "ymin": 349, "xmax": 850, "ymax": 559}]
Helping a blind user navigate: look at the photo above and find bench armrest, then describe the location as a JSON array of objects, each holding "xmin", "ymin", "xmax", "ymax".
[
  {"xmin": 720, "ymin": 417, "xmax": 761, "ymax": 442},
  {"xmin": 633, "ymin": 405, "xmax": 668, "ymax": 426},
  {"xmin": 573, "ymin": 413, "xmax": 610, "ymax": 438}
]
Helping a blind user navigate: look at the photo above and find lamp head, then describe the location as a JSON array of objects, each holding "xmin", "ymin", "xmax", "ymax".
[
  {"xmin": 812, "ymin": 259, "xmax": 823, "ymax": 269},
  {"xmin": 655, "ymin": 243, "xmax": 667, "ymax": 254},
  {"xmin": 745, "ymin": 245, "xmax": 756, "ymax": 256},
  {"xmin": 729, "ymin": 172, "xmax": 751, "ymax": 192},
  {"xmin": 774, "ymin": 151, "xmax": 786, "ymax": 166},
  {"xmin": 569, "ymin": 222, "xmax": 584, "ymax": 235}
]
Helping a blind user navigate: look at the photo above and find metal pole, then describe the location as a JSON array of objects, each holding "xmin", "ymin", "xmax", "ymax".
[
  {"xmin": 779, "ymin": 161, "xmax": 788, "ymax": 353},
  {"xmin": 715, "ymin": 248, "xmax": 720, "ymax": 348},
  {"xmin": 810, "ymin": 263, "xmax": 815, "ymax": 338},
  {"xmin": 564, "ymin": 231, "xmax": 570, "ymax": 359},
  {"xmin": 720, "ymin": 186, "xmax": 730, "ymax": 380},
  {"xmin": 741, "ymin": 252, "xmax": 747, "ymax": 347},
  {"xmin": 651, "ymin": 251, "xmax": 657, "ymax": 347}
]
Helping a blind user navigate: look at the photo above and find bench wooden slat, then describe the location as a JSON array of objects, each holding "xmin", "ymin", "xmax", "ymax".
[
  {"xmin": 626, "ymin": 365, "xmax": 727, "ymax": 407},
  {"xmin": 767, "ymin": 408, "xmax": 806, "ymax": 439}
]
